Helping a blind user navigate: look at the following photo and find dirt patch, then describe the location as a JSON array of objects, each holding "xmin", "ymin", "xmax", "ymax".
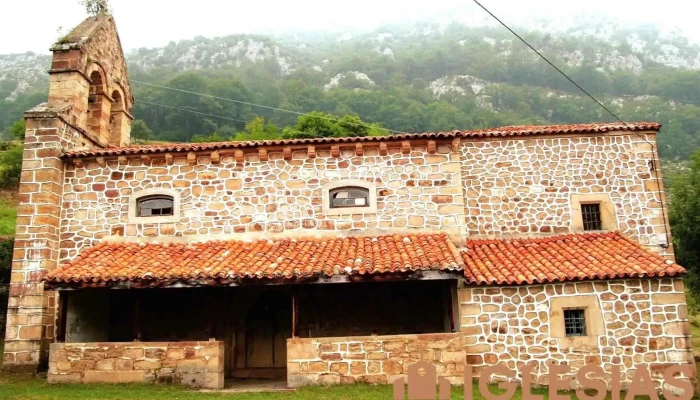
[{"xmin": 0, "ymin": 188, "xmax": 18, "ymax": 206}]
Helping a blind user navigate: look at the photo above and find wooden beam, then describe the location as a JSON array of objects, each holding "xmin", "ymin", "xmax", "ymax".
[
  {"xmin": 401, "ymin": 141, "xmax": 411, "ymax": 155},
  {"xmin": 427, "ymin": 140, "xmax": 437, "ymax": 154},
  {"xmin": 451, "ymin": 138, "xmax": 460, "ymax": 153},
  {"xmin": 379, "ymin": 142, "xmax": 388, "ymax": 156},
  {"xmin": 140, "ymin": 154, "xmax": 150, "ymax": 165},
  {"xmin": 211, "ymin": 150, "xmax": 220, "ymax": 164},
  {"xmin": 187, "ymin": 152, "xmax": 197, "ymax": 166},
  {"xmin": 355, "ymin": 143, "xmax": 363, "ymax": 157},
  {"xmin": 283, "ymin": 146, "xmax": 292, "ymax": 160},
  {"xmin": 165, "ymin": 153, "xmax": 174, "ymax": 165},
  {"xmin": 44, "ymin": 270, "xmax": 464, "ymax": 290},
  {"xmin": 258, "ymin": 148, "xmax": 268, "ymax": 161},
  {"xmin": 96, "ymin": 157, "xmax": 106, "ymax": 167},
  {"xmin": 331, "ymin": 145, "xmax": 340, "ymax": 158},
  {"xmin": 235, "ymin": 149, "xmax": 244, "ymax": 163},
  {"xmin": 307, "ymin": 145, "xmax": 316, "ymax": 159}
]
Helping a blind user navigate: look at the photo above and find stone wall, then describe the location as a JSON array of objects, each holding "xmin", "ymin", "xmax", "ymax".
[
  {"xmin": 286, "ymin": 333, "xmax": 465, "ymax": 387},
  {"xmin": 47, "ymin": 341, "xmax": 224, "ymax": 389},
  {"xmin": 58, "ymin": 142, "xmax": 466, "ymax": 263},
  {"xmin": 3, "ymin": 115, "xmax": 71, "ymax": 370},
  {"xmin": 458, "ymin": 278, "xmax": 695, "ymax": 391},
  {"xmin": 461, "ymin": 133, "xmax": 672, "ymax": 258}
]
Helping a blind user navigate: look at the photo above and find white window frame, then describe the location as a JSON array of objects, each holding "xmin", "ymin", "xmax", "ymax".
[
  {"xmin": 128, "ymin": 188, "xmax": 180, "ymax": 224},
  {"xmin": 321, "ymin": 180, "xmax": 377, "ymax": 216}
]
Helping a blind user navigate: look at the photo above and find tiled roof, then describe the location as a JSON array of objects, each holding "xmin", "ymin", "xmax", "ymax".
[
  {"xmin": 63, "ymin": 122, "xmax": 660, "ymax": 158},
  {"xmin": 461, "ymin": 232, "xmax": 684, "ymax": 285},
  {"xmin": 45, "ymin": 233, "xmax": 464, "ymax": 284}
]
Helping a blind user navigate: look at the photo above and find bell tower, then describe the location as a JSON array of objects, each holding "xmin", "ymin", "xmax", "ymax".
[{"xmin": 2, "ymin": 14, "xmax": 133, "ymax": 372}]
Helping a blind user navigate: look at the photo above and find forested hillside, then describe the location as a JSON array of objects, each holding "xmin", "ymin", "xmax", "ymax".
[{"xmin": 2, "ymin": 18, "xmax": 700, "ymax": 159}]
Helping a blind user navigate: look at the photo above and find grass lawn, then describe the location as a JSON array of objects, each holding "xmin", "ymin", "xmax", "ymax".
[
  {"xmin": 0, "ymin": 188, "xmax": 17, "ymax": 235},
  {"xmin": 0, "ymin": 372, "xmax": 561, "ymax": 400},
  {"xmin": 0, "ymin": 199, "xmax": 16, "ymax": 236}
]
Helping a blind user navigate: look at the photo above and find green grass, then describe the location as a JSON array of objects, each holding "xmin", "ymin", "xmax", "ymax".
[
  {"xmin": 0, "ymin": 371, "xmax": 686, "ymax": 400},
  {"xmin": 0, "ymin": 373, "xmax": 558, "ymax": 400},
  {"xmin": 0, "ymin": 198, "xmax": 16, "ymax": 235}
]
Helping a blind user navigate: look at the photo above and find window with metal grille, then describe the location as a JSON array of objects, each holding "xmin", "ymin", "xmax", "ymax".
[
  {"xmin": 137, "ymin": 195, "xmax": 174, "ymax": 217},
  {"xmin": 564, "ymin": 309, "xmax": 587, "ymax": 336},
  {"xmin": 329, "ymin": 187, "xmax": 369, "ymax": 208},
  {"xmin": 581, "ymin": 203, "xmax": 602, "ymax": 231}
]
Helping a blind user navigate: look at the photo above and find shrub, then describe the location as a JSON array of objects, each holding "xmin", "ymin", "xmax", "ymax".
[{"xmin": 0, "ymin": 145, "xmax": 23, "ymax": 188}]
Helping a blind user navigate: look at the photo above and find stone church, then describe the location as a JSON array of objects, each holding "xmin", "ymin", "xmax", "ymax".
[{"xmin": 2, "ymin": 15, "xmax": 695, "ymax": 393}]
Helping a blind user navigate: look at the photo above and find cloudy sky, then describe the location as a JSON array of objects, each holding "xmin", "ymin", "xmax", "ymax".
[{"xmin": 1, "ymin": 0, "xmax": 697, "ymax": 54}]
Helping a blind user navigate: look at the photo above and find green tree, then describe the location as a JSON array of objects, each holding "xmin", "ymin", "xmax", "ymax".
[
  {"xmin": 190, "ymin": 132, "xmax": 233, "ymax": 143},
  {"xmin": 234, "ymin": 117, "xmax": 281, "ymax": 141},
  {"xmin": 282, "ymin": 112, "xmax": 387, "ymax": 139},
  {"xmin": 8, "ymin": 119, "xmax": 25, "ymax": 141},
  {"xmin": 0, "ymin": 145, "xmax": 23, "ymax": 188},
  {"xmin": 80, "ymin": 0, "xmax": 111, "ymax": 16},
  {"xmin": 668, "ymin": 149, "xmax": 700, "ymax": 307},
  {"xmin": 130, "ymin": 119, "xmax": 152, "ymax": 142}
]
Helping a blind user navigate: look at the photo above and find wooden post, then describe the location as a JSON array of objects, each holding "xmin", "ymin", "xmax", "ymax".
[
  {"xmin": 292, "ymin": 292, "xmax": 298, "ymax": 338},
  {"xmin": 447, "ymin": 284, "xmax": 456, "ymax": 332},
  {"xmin": 56, "ymin": 291, "xmax": 69, "ymax": 342},
  {"xmin": 133, "ymin": 293, "xmax": 142, "ymax": 341}
]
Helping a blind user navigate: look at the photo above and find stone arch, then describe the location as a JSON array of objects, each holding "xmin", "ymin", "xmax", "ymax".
[
  {"xmin": 86, "ymin": 64, "xmax": 111, "ymax": 143},
  {"xmin": 113, "ymin": 82, "xmax": 131, "ymax": 112},
  {"xmin": 109, "ymin": 89, "xmax": 126, "ymax": 145}
]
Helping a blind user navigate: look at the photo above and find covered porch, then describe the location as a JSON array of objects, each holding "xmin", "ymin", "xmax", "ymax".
[
  {"xmin": 44, "ymin": 232, "xmax": 466, "ymax": 388},
  {"xmin": 50, "ymin": 277, "xmax": 461, "ymax": 388}
]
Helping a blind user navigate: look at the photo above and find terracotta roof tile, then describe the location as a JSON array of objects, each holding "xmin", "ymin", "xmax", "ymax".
[
  {"xmin": 63, "ymin": 122, "xmax": 660, "ymax": 158},
  {"xmin": 461, "ymin": 232, "xmax": 684, "ymax": 285},
  {"xmin": 45, "ymin": 233, "xmax": 464, "ymax": 284}
]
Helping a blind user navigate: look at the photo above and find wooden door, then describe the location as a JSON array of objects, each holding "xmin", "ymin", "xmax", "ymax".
[{"xmin": 245, "ymin": 291, "xmax": 291, "ymax": 369}]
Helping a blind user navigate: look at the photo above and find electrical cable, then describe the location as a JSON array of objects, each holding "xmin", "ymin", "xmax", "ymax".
[{"xmin": 473, "ymin": 0, "xmax": 671, "ymax": 248}]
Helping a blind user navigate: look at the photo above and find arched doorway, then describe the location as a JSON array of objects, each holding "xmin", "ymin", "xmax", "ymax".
[{"xmin": 245, "ymin": 291, "xmax": 292, "ymax": 370}]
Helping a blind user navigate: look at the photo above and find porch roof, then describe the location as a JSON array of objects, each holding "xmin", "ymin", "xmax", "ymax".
[
  {"xmin": 45, "ymin": 233, "xmax": 464, "ymax": 285},
  {"xmin": 461, "ymin": 231, "xmax": 685, "ymax": 285}
]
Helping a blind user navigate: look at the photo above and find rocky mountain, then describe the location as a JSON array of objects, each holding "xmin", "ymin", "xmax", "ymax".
[{"xmin": 2, "ymin": 15, "xmax": 700, "ymax": 158}]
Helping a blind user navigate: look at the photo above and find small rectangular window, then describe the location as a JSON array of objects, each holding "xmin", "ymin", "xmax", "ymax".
[
  {"xmin": 138, "ymin": 196, "xmax": 174, "ymax": 217},
  {"xmin": 330, "ymin": 187, "xmax": 369, "ymax": 209},
  {"xmin": 581, "ymin": 203, "xmax": 602, "ymax": 231},
  {"xmin": 564, "ymin": 309, "xmax": 587, "ymax": 336}
]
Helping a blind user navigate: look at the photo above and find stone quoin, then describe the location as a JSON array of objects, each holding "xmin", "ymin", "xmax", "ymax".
[{"xmin": 2, "ymin": 13, "xmax": 695, "ymax": 396}]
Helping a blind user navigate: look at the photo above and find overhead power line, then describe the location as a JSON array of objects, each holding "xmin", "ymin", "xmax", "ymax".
[
  {"xmin": 139, "ymin": 100, "xmax": 317, "ymax": 139},
  {"xmin": 138, "ymin": 100, "xmax": 250, "ymax": 124},
  {"xmin": 473, "ymin": 0, "xmax": 670, "ymax": 248},
  {"xmin": 131, "ymin": 80, "xmax": 409, "ymax": 135},
  {"xmin": 472, "ymin": 0, "xmax": 629, "ymax": 126}
]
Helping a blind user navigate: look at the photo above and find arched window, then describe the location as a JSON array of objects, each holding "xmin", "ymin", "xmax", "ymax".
[
  {"xmin": 322, "ymin": 180, "xmax": 377, "ymax": 216},
  {"xmin": 128, "ymin": 188, "xmax": 180, "ymax": 224},
  {"xmin": 137, "ymin": 195, "xmax": 174, "ymax": 217},
  {"xmin": 329, "ymin": 186, "xmax": 369, "ymax": 208},
  {"xmin": 87, "ymin": 69, "xmax": 110, "ymax": 143},
  {"xmin": 109, "ymin": 90, "xmax": 126, "ymax": 146}
]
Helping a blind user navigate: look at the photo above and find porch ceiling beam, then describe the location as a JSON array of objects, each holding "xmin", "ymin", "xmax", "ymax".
[{"xmin": 43, "ymin": 270, "xmax": 464, "ymax": 291}]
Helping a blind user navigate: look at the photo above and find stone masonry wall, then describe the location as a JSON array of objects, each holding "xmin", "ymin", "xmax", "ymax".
[
  {"xmin": 59, "ymin": 143, "xmax": 466, "ymax": 263},
  {"xmin": 286, "ymin": 333, "xmax": 465, "ymax": 387},
  {"xmin": 458, "ymin": 278, "xmax": 695, "ymax": 391},
  {"xmin": 47, "ymin": 341, "xmax": 224, "ymax": 389},
  {"xmin": 461, "ymin": 133, "xmax": 673, "ymax": 258},
  {"xmin": 3, "ymin": 116, "xmax": 72, "ymax": 370}
]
